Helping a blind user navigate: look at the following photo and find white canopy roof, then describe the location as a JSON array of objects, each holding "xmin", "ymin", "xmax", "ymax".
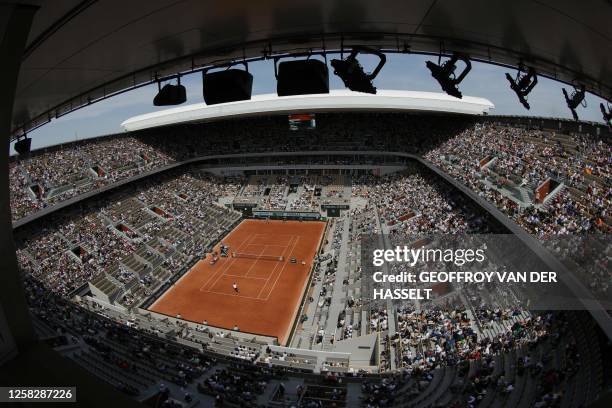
[{"xmin": 121, "ymin": 90, "xmax": 494, "ymax": 131}]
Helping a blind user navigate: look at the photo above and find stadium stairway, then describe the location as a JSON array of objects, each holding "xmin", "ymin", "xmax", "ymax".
[{"xmin": 324, "ymin": 216, "xmax": 351, "ymax": 345}]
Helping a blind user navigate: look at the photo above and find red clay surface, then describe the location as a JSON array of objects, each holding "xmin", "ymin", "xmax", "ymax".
[{"xmin": 149, "ymin": 219, "xmax": 326, "ymax": 345}]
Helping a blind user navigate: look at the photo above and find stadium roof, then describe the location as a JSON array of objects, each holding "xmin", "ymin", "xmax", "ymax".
[
  {"xmin": 121, "ymin": 91, "xmax": 495, "ymax": 131},
  {"xmin": 7, "ymin": 0, "xmax": 611, "ymax": 138},
  {"xmin": 121, "ymin": 90, "xmax": 494, "ymax": 131}
]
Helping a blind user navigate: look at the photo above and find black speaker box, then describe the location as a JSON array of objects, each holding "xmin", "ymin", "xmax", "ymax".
[
  {"xmin": 203, "ymin": 69, "xmax": 253, "ymax": 105},
  {"xmin": 153, "ymin": 84, "xmax": 187, "ymax": 106},
  {"xmin": 15, "ymin": 137, "xmax": 32, "ymax": 155},
  {"xmin": 277, "ymin": 59, "xmax": 329, "ymax": 96}
]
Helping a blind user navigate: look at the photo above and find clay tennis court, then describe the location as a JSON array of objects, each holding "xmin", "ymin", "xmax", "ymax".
[{"xmin": 149, "ymin": 219, "xmax": 326, "ymax": 345}]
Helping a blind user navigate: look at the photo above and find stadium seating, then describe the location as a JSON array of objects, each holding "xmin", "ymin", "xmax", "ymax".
[{"xmin": 11, "ymin": 113, "xmax": 610, "ymax": 406}]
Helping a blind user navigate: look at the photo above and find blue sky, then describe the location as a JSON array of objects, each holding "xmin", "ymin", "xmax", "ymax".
[{"xmin": 22, "ymin": 54, "xmax": 609, "ymax": 152}]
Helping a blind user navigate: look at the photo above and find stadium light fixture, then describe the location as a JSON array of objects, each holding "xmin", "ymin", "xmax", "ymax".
[
  {"xmin": 600, "ymin": 102, "xmax": 612, "ymax": 127},
  {"xmin": 505, "ymin": 64, "xmax": 538, "ymax": 109},
  {"xmin": 562, "ymin": 84, "xmax": 586, "ymax": 121},
  {"xmin": 331, "ymin": 46, "xmax": 386, "ymax": 94},
  {"xmin": 203, "ymin": 62, "xmax": 253, "ymax": 105},
  {"xmin": 153, "ymin": 75, "xmax": 187, "ymax": 106},
  {"xmin": 426, "ymin": 52, "xmax": 472, "ymax": 98},
  {"xmin": 275, "ymin": 53, "xmax": 329, "ymax": 96},
  {"xmin": 14, "ymin": 134, "xmax": 31, "ymax": 155}
]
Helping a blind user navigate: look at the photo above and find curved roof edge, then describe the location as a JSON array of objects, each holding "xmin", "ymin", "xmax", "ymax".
[{"xmin": 121, "ymin": 90, "xmax": 494, "ymax": 132}]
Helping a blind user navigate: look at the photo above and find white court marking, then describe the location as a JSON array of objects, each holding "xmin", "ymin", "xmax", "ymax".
[
  {"xmin": 202, "ymin": 233, "xmax": 295, "ymax": 299},
  {"xmin": 258, "ymin": 235, "xmax": 301, "ymax": 300},
  {"xmin": 198, "ymin": 232, "xmax": 259, "ymax": 292}
]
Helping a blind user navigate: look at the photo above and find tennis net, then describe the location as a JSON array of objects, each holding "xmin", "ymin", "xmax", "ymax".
[{"xmin": 231, "ymin": 252, "xmax": 284, "ymax": 262}]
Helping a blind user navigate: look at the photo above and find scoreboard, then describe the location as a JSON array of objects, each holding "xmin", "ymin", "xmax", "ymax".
[{"xmin": 288, "ymin": 113, "xmax": 316, "ymax": 130}]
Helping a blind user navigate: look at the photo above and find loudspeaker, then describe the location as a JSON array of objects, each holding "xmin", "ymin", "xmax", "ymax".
[
  {"xmin": 15, "ymin": 137, "xmax": 31, "ymax": 155},
  {"xmin": 203, "ymin": 69, "xmax": 253, "ymax": 105},
  {"xmin": 153, "ymin": 83, "xmax": 187, "ymax": 106},
  {"xmin": 277, "ymin": 59, "xmax": 329, "ymax": 96}
]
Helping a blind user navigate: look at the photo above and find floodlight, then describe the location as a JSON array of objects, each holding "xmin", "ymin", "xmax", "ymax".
[
  {"xmin": 562, "ymin": 84, "xmax": 586, "ymax": 121},
  {"xmin": 331, "ymin": 46, "xmax": 386, "ymax": 94},
  {"xmin": 505, "ymin": 65, "xmax": 538, "ymax": 109},
  {"xmin": 426, "ymin": 53, "xmax": 471, "ymax": 98},
  {"xmin": 601, "ymin": 103, "xmax": 612, "ymax": 127}
]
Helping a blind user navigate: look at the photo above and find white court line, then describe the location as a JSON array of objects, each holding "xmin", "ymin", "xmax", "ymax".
[
  {"xmin": 205, "ymin": 237, "xmax": 293, "ymax": 299},
  {"xmin": 250, "ymin": 235, "xmax": 295, "ymax": 298},
  {"xmin": 242, "ymin": 236, "xmax": 293, "ymax": 292},
  {"xmin": 264, "ymin": 236, "xmax": 302, "ymax": 300},
  {"xmin": 154, "ymin": 231, "xmax": 260, "ymax": 302},
  {"xmin": 204, "ymin": 291, "xmax": 266, "ymax": 301},
  {"xmin": 258, "ymin": 235, "xmax": 300, "ymax": 299},
  {"xmin": 203, "ymin": 233, "xmax": 288, "ymax": 293},
  {"xmin": 224, "ymin": 274, "xmax": 268, "ymax": 280},
  {"xmin": 235, "ymin": 239, "xmax": 291, "ymax": 261},
  {"xmin": 243, "ymin": 244, "xmax": 269, "ymax": 278},
  {"xmin": 199, "ymin": 232, "xmax": 256, "ymax": 292},
  {"xmin": 240, "ymin": 242, "xmax": 273, "ymax": 257},
  {"xmin": 241, "ymin": 239, "xmax": 292, "ymax": 276},
  {"xmin": 258, "ymin": 235, "xmax": 300, "ymax": 300}
]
